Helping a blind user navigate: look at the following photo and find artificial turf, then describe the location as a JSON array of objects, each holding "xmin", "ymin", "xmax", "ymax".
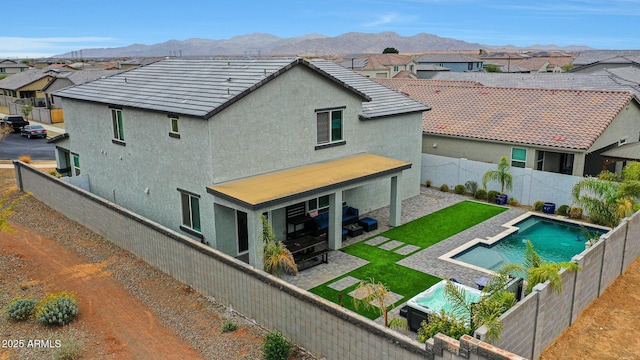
[{"xmin": 309, "ymin": 200, "xmax": 508, "ymax": 319}]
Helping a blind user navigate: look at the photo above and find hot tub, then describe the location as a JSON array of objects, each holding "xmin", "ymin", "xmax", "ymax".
[{"xmin": 406, "ymin": 280, "xmax": 483, "ymax": 332}]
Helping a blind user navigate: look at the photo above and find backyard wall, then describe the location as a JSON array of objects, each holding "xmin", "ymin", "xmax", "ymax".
[
  {"xmin": 421, "ymin": 154, "xmax": 582, "ymax": 207},
  {"xmin": 489, "ymin": 212, "xmax": 640, "ymax": 359},
  {"xmin": 17, "ymin": 161, "xmax": 638, "ymax": 360}
]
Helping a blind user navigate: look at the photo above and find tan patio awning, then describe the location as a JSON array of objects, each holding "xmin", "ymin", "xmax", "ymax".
[{"xmin": 207, "ymin": 153, "xmax": 411, "ymax": 209}]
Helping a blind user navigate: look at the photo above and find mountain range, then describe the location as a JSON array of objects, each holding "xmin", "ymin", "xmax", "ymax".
[{"xmin": 56, "ymin": 32, "xmax": 591, "ymax": 58}]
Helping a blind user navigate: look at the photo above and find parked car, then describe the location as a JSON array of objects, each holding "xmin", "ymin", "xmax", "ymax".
[
  {"xmin": 0, "ymin": 115, "xmax": 29, "ymax": 132},
  {"xmin": 20, "ymin": 124, "xmax": 47, "ymax": 139}
]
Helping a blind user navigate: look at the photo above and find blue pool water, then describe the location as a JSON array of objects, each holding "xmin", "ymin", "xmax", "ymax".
[{"xmin": 452, "ymin": 216, "xmax": 607, "ymax": 271}]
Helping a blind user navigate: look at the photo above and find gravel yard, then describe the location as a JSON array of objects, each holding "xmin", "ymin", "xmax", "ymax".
[{"xmin": 0, "ymin": 168, "xmax": 317, "ymax": 360}]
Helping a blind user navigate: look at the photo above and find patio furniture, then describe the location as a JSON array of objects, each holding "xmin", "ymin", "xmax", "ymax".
[
  {"xmin": 312, "ymin": 205, "xmax": 360, "ymax": 235},
  {"xmin": 358, "ymin": 217, "xmax": 378, "ymax": 232},
  {"xmin": 284, "ymin": 235, "xmax": 329, "ymax": 269},
  {"xmin": 475, "ymin": 276, "xmax": 489, "ymax": 290},
  {"xmin": 343, "ymin": 223, "xmax": 363, "ymax": 237}
]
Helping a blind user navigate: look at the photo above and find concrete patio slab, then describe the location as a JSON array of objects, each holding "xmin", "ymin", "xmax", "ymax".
[
  {"xmin": 395, "ymin": 244, "xmax": 421, "ymax": 255},
  {"xmin": 328, "ymin": 276, "xmax": 360, "ymax": 291},
  {"xmin": 365, "ymin": 236, "xmax": 389, "ymax": 246},
  {"xmin": 379, "ymin": 240, "xmax": 404, "ymax": 251}
]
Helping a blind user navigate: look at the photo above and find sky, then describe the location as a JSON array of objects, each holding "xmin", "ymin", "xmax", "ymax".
[{"xmin": 1, "ymin": 0, "xmax": 638, "ymax": 58}]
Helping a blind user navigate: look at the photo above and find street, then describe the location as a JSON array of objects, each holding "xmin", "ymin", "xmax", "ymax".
[{"xmin": 0, "ymin": 131, "xmax": 55, "ymax": 160}]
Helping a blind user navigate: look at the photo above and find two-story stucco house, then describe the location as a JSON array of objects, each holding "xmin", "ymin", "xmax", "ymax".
[{"xmin": 51, "ymin": 58, "xmax": 428, "ymax": 269}]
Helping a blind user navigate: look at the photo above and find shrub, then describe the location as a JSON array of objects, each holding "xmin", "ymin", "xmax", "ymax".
[
  {"xmin": 55, "ymin": 337, "xmax": 82, "ymax": 360},
  {"xmin": 417, "ymin": 310, "xmax": 470, "ymax": 342},
  {"xmin": 569, "ymin": 207, "xmax": 583, "ymax": 219},
  {"xmin": 425, "ymin": 179, "xmax": 432, "ymax": 187},
  {"xmin": 474, "ymin": 189, "xmax": 487, "ymax": 200},
  {"xmin": 263, "ymin": 329, "xmax": 291, "ymax": 360},
  {"xmin": 465, "ymin": 181, "xmax": 478, "ymax": 195},
  {"xmin": 221, "ymin": 319, "xmax": 238, "ymax": 333},
  {"xmin": 454, "ymin": 184, "xmax": 466, "ymax": 195},
  {"xmin": 18, "ymin": 155, "xmax": 31, "ymax": 163},
  {"xmin": 487, "ymin": 190, "xmax": 499, "ymax": 204},
  {"xmin": 598, "ymin": 170, "xmax": 619, "ymax": 181},
  {"xmin": 35, "ymin": 291, "xmax": 79, "ymax": 326},
  {"xmin": 5, "ymin": 296, "xmax": 37, "ymax": 321},
  {"xmin": 533, "ymin": 201, "xmax": 544, "ymax": 212},
  {"xmin": 507, "ymin": 197, "xmax": 519, "ymax": 206},
  {"xmin": 557, "ymin": 204, "xmax": 571, "ymax": 216},
  {"xmin": 439, "ymin": 184, "xmax": 449, "ymax": 192}
]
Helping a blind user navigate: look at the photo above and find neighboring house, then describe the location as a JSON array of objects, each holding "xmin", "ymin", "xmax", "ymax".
[
  {"xmin": 339, "ymin": 54, "xmax": 417, "ymax": 78},
  {"xmin": 375, "ymin": 78, "xmax": 640, "ymax": 177},
  {"xmin": 415, "ymin": 64, "xmax": 450, "ymax": 79},
  {"xmin": 119, "ymin": 57, "xmax": 163, "ymax": 70},
  {"xmin": 0, "ymin": 59, "xmax": 29, "ymax": 76},
  {"xmin": 42, "ymin": 69, "xmax": 125, "ymax": 109},
  {"xmin": 415, "ymin": 53, "xmax": 483, "ymax": 72},
  {"xmin": 50, "ymin": 58, "xmax": 428, "ymax": 269},
  {"xmin": 572, "ymin": 50, "xmax": 640, "ymax": 73},
  {"xmin": 0, "ymin": 69, "xmax": 53, "ymax": 105},
  {"xmin": 481, "ymin": 52, "xmax": 573, "ymax": 73},
  {"xmin": 430, "ymin": 71, "xmax": 640, "ymax": 97}
]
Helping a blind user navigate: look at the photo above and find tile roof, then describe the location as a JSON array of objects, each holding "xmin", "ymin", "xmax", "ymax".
[
  {"xmin": 0, "ymin": 69, "xmax": 51, "ymax": 90},
  {"xmin": 573, "ymin": 50, "xmax": 640, "ymax": 66},
  {"xmin": 415, "ymin": 53, "xmax": 481, "ymax": 63},
  {"xmin": 375, "ymin": 78, "xmax": 637, "ymax": 151},
  {"xmin": 430, "ymin": 71, "xmax": 640, "ymax": 97},
  {"xmin": 54, "ymin": 58, "xmax": 428, "ymax": 120},
  {"xmin": 0, "ymin": 59, "xmax": 28, "ymax": 69}
]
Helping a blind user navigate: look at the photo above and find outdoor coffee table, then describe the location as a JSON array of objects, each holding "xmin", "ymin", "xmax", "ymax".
[{"xmin": 343, "ymin": 223, "xmax": 363, "ymax": 237}]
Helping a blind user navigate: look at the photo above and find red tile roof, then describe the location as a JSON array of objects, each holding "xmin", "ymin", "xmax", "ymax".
[{"xmin": 375, "ymin": 79, "xmax": 637, "ymax": 150}]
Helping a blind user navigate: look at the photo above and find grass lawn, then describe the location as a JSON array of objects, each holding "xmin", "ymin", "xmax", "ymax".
[{"xmin": 309, "ymin": 200, "xmax": 507, "ymax": 320}]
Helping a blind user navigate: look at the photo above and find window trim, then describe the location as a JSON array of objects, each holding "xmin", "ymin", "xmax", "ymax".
[
  {"xmin": 316, "ymin": 107, "xmax": 345, "ymax": 147},
  {"xmin": 511, "ymin": 147, "xmax": 527, "ymax": 168},
  {"xmin": 111, "ymin": 108, "xmax": 125, "ymax": 142},
  {"xmin": 71, "ymin": 153, "xmax": 80, "ymax": 176},
  {"xmin": 178, "ymin": 189, "xmax": 202, "ymax": 238},
  {"xmin": 169, "ymin": 115, "xmax": 180, "ymax": 138}
]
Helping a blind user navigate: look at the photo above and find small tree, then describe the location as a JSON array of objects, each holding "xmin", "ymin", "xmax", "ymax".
[
  {"xmin": 382, "ymin": 47, "xmax": 399, "ymax": 54},
  {"xmin": 260, "ymin": 215, "xmax": 298, "ymax": 276},
  {"xmin": 352, "ymin": 278, "xmax": 393, "ymax": 326},
  {"xmin": 21, "ymin": 104, "xmax": 33, "ymax": 120},
  {"xmin": 484, "ymin": 64, "xmax": 502, "ymax": 73},
  {"xmin": 482, "ymin": 156, "xmax": 513, "ymax": 195},
  {"xmin": 522, "ymin": 240, "xmax": 581, "ymax": 294}
]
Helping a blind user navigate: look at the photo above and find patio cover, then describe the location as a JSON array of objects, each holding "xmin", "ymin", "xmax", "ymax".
[
  {"xmin": 207, "ymin": 153, "xmax": 411, "ymax": 210},
  {"xmin": 601, "ymin": 142, "xmax": 640, "ymax": 162}
]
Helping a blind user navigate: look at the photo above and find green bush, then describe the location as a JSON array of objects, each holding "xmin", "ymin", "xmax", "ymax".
[
  {"xmin": 598, "ymin": 170, "xmax": 619, "ymax": 181},
  {"xmin": 474, "ymin": 189, "xmax": 488, "ymax": 200},
  {"xmin": 533, "ymin": 201, "xmax": 544, "ymax": 212},
  {"xmin": 417, "ymin": 310, "xmax": 470, "ymax": 342},
  {"xmin": 465, "ymin": 181, "xmax": 478, "ymax": 195},
  {"xmin": 557, "ymin": 204, "xmax": 571, "ymax": 216},
  {"xmin": 454, "ymin": 185, "xmax": 466, "ymax": 195},
  {"xmin": 569, "ymin": 207, "xmax": 583, "ymax": 219},
  {"xmin": 487, "ymin": 190, "xmax": 500, "ymax": 204},
  {"xmin": 507, "ymin": 197, "xmax": 519, "ymax": 206},
  {"xmin": 35, "ymin": 291, "xmax": 79, "ymax": 326},
  {"xmin": 221, "ymin": 319, "xmax": 238, "ymax": 333},
  {"xmin": 425, "ymin": 179, "xmax": 432, "ymax": 187},
  {"xmin": 263, "ymin": 329, "xmax": 291, "ymax": 360},
  {"xmin": 439, "ymin": 184, "xmax": 449, "ymax": 192},
  {"xmin": 5, "ymin": 296, "xmax": 37, "ymax": 321}
]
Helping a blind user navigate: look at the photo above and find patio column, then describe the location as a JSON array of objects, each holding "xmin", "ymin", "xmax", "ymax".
[
  {"xmin": 389, "ymin": 174, "xmax": 402, "ymax": 227},
  {"xmin": 246, "ymin": 210, "xmax": 263, "ymax": 269},
  {"xmin": 328, "ymin": 191, "xmax": 343, "ymax": 250}
]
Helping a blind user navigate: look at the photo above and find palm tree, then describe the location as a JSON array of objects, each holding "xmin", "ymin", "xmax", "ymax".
[
  {"xmin": 352, "ymin": 278, "xmax": 393, "ymax": 327},
  {"xmin": 522, "ymin": 240, "xmax": 580, "ymax": 294},
  {"xmin": 572, "ymin": 162, "xmax": 640, "ymax": 227},
  {"xmin": 260, "ymin": 215, "xmax": 298, "ymax": 276},
  {"xmin": 482, "ymin": 156, "xmax": 513, "ymax": 195}
]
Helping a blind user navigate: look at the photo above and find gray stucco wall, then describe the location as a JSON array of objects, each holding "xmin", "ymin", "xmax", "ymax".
[{"xmin": 57, "ymin": 66, "xmax": 422, "ymax": 258}]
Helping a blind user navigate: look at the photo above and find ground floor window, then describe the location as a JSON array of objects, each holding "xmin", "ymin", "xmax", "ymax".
[
  {"xmin": 236, "ymin": 211, "xmax": 248, "ymax": 254},
  {"xmin": 511, "ymin": 148, "xmax": 526, "ymax": 168},
  {"xmin": 180, "ymin": 190, "xmax": 201, "ymax": 232},
  {"xmin": 308, "ymin": 195, "xmax": 330, "ymax": 215},
  {"xmin": 71, "ymin": 153, "xmax": 80, "ymax": 176}
]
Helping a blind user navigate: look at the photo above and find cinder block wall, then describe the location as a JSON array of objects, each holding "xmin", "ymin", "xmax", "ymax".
[{"xmin": 14, "ymin": 162, "xmax": 429, "ymax": 360}]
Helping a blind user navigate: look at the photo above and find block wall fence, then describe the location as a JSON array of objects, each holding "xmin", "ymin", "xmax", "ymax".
[{"xmin": 17, "ymin": 162, "xmax": 638, "ymax": 359}]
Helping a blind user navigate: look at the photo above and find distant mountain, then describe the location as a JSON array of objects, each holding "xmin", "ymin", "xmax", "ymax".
[{"xmin": 55, "ymin": 32, "xmax": 591, "ymax": 58}]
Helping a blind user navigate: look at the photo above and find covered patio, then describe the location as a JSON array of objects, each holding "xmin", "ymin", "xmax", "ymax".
[{"xmin": 206, "ymin": 153, "xmax": 412, "ymax": 269}]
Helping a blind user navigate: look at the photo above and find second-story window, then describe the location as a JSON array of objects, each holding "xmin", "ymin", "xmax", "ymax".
[
  {"xmin": 111, "ymin": 108, "xmax": 124, "ymax": 142},
  {"xmin": 316, "ymin": 108, "xmax": 343, "ymax": 145}
]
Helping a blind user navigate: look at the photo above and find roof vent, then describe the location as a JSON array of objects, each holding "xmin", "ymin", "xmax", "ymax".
[
  {"xmin": 435, "ymin": 89, "xmax": 440, "ymax": 93},
  {"xmin": 436, "ymin": 125, "xmax": 447, "ymax": 129},
  {"xmin": 552, "ymin": 136, "xmax": 566, "ymax": 141}
]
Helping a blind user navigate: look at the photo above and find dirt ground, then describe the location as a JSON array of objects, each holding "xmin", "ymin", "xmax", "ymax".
[
  {"xmin": 2, "ymin": 166, "xmax": 640, "ymax": 359},
  {"xmin": 0, "ymin": 167, "xmax": 314, "ymax": 360}
]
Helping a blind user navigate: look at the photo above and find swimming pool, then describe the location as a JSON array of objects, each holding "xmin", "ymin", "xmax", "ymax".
[{"xmin": 443, "ymin": 213, "xmax": 609, "ymax": 272}]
